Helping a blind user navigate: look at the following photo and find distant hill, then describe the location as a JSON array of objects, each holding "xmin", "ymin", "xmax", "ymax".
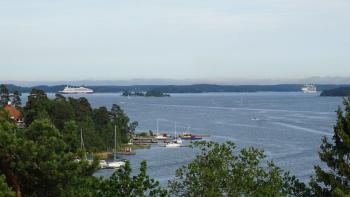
[
  {"xmin": 320, "ymin": 86, "xmax": 350, "ymax": 97},
  {"xmin": 2, "ymin": 84, "xmax": 349, "ymax": 94},
  {"xmin": 151, "ymin": 84, "xmax": 348, "ymax": 93}
]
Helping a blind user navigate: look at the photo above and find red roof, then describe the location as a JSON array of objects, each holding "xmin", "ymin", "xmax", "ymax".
[{"xmin": 4, "ymin": 104, "xmax": 22, "ymax": 120}]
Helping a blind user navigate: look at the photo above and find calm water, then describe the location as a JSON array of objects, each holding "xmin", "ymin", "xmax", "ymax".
[{"xmin": 22, "ymin": 92, "xmax": 342, "ymax": 185}]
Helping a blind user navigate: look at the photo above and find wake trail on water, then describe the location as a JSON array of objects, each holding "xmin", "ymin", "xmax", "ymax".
[
  {"xmin": 273, "ymin": 122, "xmax": 332, "ymax": 136},
  {"xmin": 137, "ymin": 103, "xmax": 332, "ymax": 116}
]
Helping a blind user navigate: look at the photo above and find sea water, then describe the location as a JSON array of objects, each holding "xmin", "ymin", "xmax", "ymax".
[{"xmin": 22, "ymin": 92, "xmax": 342, "ymax": 185}]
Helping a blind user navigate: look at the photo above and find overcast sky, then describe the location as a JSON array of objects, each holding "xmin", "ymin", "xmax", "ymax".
[{"xmin": 0, "ymin": 0, "xmax": 349, "ymax": 82}]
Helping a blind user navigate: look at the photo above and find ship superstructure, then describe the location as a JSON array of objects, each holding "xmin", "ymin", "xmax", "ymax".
[
  {"xmin": 301, "ymin": 84, "xmax": 317, "ymax": 93},
  {"xmin": 59, "ymin": 86, "xmax": 94, "ymax": 94}
]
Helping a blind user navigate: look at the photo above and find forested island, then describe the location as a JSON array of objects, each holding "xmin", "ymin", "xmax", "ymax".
[
  {"xmin": 1, "ymin": 83, "xmax": 350, "ymax": 196},
  {"xmin": 122, "ymin": 90, "xmax": 170, "ymax": 97},
  {"xmin": 320, "ymin": 86, "xmax": 350, "ymax": 96}
]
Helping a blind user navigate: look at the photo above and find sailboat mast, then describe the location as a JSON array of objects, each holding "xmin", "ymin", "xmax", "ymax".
[
  {"xmin": 81, "ymin": 128, "xmax": 87, "ymax": 160},
  {"xmin": 156, "ymin": 119, "xmax": 159, "ymax": 136},
  {"xmin": 114, "ymin": 125, "xmax": 117, "ymax": 161},
  {"xmin": 174, "ymin": 122, "xmax": 177, "ymax": 138},
  {"xmin": 80, "ymin": 128, "xmax": 83, "ymax": 150}
]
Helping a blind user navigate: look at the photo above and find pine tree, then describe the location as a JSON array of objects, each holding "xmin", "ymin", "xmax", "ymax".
[
  {"xmin": 310, "ymin": 98, "xmax": 350, "ymax": 196},
  {"xmin": 0, "ymin": 84, "xmax": 10, "ymax": 107},
  {"xmin": 12, "ymin": 90, "xmax": 22, "ymax": 108}
]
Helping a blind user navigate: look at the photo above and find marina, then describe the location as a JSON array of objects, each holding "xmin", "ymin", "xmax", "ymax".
[{"xmin": 20, "ymin": 92, "xmax": 341, "ymax": 185}]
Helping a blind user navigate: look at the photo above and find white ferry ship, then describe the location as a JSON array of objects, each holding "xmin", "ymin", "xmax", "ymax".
[
  {"xmin": 301, "ymin": 84, "xmax": 317, "ymax": 93},
  {"xmin": 59, "ymin": 86, "xmax": 94, "ymax": 94}
]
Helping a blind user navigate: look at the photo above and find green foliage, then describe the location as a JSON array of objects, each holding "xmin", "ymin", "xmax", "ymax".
[
  {"xmin": 62, "ymin": 120, "xmax": 80, "ymax": 153},
  {"xmin": 68, "ymin": 97, "xmax": 93, "ymax": 123},
  {"xmin": 22, "ymin": 89, "xmax": 133, "ymax": 152},
  {"xmin": 93, "ymin": 107, "xmax": 110, "ymax": 126},
  {"xmin": 0, "ymin": 84, "xmax": 10, "ymax": 107},
  {"xmin": 310, "ymin": 98, "xmax": 350, "ymax": 196},
  {"xmin": 0, "ymin": 113, "xmax": 99, "ymax": 197},
  {"xmin": 168, "ymin": 141, "xmax": 309, "ymax": 197},
  {"xmin": 321, "ymin": 87, "xmax": 350, "ymax": 97},
  {"xmin": 11, "ymin": 90, "xmax": 22, "ymax": 108},
  {"xmin": 98, "ymin": 161, "xmax": 168, "ymax": 197},
  {"xmin": 49, "ymin": 98, "xmax": 74, "ymax": 130},
  {"xmin": 110, "ymin": 104, "xmax": 131, "ymax": 144},
  {"xmin": 24, "ymin": 88, "xmax": 51, "ymax": 125},
  {"xmin": 0, "ymin": 174, "xmax": 15, "ymax": 197}
]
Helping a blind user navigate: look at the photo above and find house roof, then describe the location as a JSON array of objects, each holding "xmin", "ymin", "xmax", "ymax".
[{"xmin": 4, "ymin": 104, "xmax": 21, "ymax": 120}]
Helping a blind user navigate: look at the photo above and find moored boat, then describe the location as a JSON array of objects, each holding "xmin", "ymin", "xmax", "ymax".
[
  {"xmin": 155, "ymin": 134, "xmax": 169, "ymax": 140},
  {"xmin": 179, "ymin": 133, "xmax": 203, "ymax": 140},
  {"xmin": 106, "ymin": 125, "xmax": 126, "ymax": 169},
  {"xmin": 106, "ymin": 160, "xmax": 126, "ymax": 169},
  {"xmin": 165, "ymin": 123, "xmax": 183, "ymax": 148},
  {"xmin": 99, "ymin": 160, "xmax": 108, "ymax": 169},
  {"xmin": 165, "ymin": 142, "xmax": 182, "ymax": 148}
]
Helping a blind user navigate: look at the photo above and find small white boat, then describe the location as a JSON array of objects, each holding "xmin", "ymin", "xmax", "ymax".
[
  {"xmin": 165, "ymin": 142, "xmax": 182, "ymax": 148},
  {"xmin": 165, "ymin": 123, "xmax": 183, "ymax": 148},
  {"xmin": 107, "ymin": 160, "xmax": 126, "ymax": 169},
  {"xmin": 155, "ymin": 119, "xmax": 169, "ymax": 140},
  {"xmin": 155, "ymin": 135, "xmax": 168, "ymax": 140},
  {"xmin": 105, "ymin": 125, "xmax": 126, "ymax": 169},
  {"xmin": 99, "ymin": 160, "xmax": 108, "ymax": 169},
  {"xmin": 175, "ymin": 138, "xmax": 182, "ymax": 144}
]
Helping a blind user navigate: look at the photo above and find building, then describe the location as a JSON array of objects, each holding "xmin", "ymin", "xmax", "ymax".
[{"xmin": 4, "ymin": 102, "xmax": 25, "ymax": 128}]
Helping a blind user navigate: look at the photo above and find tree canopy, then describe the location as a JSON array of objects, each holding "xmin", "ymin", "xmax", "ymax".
[
  {"xmin": 22, "ymin": 90, "xmax": 133, "ymax": 152},
  {"xmin": 310, "ymin": 98, "xmax": 350, "ymax": 196},
  {"xmin": 168, "ymin": 141, "xmax": 309, "ymax": 197},
  {"xmin": 98, "ymin": 161, "xmax": 168, "ymax": 197},
  {"xmin": 0, "ymin": 84, "xmax": 10, "ymax": 107}
]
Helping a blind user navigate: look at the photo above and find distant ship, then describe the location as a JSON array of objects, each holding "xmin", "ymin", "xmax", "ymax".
[
  {"xmin": 301, "ymin": 84, "xmax": 317, "ymax": 93},
  {"xmin": 59, "ymin": 86, "xmax": 94, "ymax": 94}
]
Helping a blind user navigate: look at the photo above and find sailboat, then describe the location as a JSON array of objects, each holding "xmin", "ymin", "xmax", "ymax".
[
  {"xmin": 155, "ymin": 119, "xmax": 168, "ymax": 140},
  {"xmin": 106, "ymin": 125, "xmax": 126, "ymax": 169},
  {"xmin": 166, "ymin": 122, "xmax": 183, "ymax": 148},
  {"xmin": 179, "ymin": 126, "xmax": 203, "ymax": 140},
  {"xmin": 74, "ymin": 128, "xmax": 90, "ymax": 163},
  {"xmin": 81, "ymin": 128, "xmax": 87, "ymax": 160}
]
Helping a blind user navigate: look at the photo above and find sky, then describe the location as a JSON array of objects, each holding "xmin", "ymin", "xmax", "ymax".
[{"xmin": 0, "ymin": 0, "xmax": 350, "ymax": 83}]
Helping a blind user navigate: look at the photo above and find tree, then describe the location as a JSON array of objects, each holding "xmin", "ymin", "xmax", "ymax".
[
  {"xmin": 69, "ymin": 97, "xmax": 93, "ymax": 123},
  {"xmin": 110, "ymin": 104, "xmax": 130, "ymax": 144},
  {"xmin": 310, "ymin": 98, "xmax": 350, "ymax": 196},
  {"xmin": 11, "ymin": 90, "xmax": 22, "ymax": 108},
  {"xmin": 0, "ymin": 174, "xmax": 15, "ymax": 197},
  {"xmin": 0, "ymin": 109, "xmax": 22, "ymax": 196},
  {"xmin": 93, "ymin": 107, "xmax": 110, "ymax": 126},
  {"xmin": 98, "ymin": 161, "xmax": 168, "ymax": 197},
  {"xmin": 168, "ymin": 141, "xmax": 308, "ymax": 197},
  {"xmin": 0, "ymin": 84, "xmax": 10, "ymax": 107},
  {"xmin": 24, "ymin": 88, "xmax": 51, "ymax": 125},
  {"xmin": 49, "ymin": 98, "xmax": 74, "ymax": 130},
  {"xmin": 129, "ymin": 121, "xmax": 139, "ymax": 137},
  {"xmin": 0, "ymin": 115, "xmax": 99, "ymax": 197},
  {"xmin": 62, "ymin": 120, "xmax": 80, "ymax": 153},
  {"xmin": 54, "ymin": 93, "xmax": 66, "ymax": 101}
]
